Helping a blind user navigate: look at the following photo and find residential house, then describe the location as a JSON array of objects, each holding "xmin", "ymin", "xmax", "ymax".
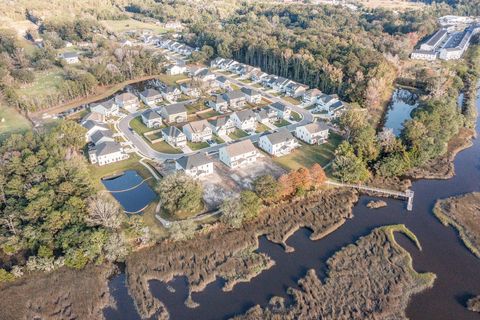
[
  {"xmin": 219, "ymin": 139, "xmax": 259, "ymax": 169},
  {"xmin": 269, "ymin": 102, "xmax": 292, "ymax": 120},
  {"xmin": 256, "ymin": 107, "xmax": 277, "ymax": 124},
  {"xmin": 271, "ymin": 77, "xmax": 291, "ymax": 92},
  {"xmin": 210, "ymin": 57, "xmax": 226, "ymax": 68},
  {"xmin": 83, "ymin": 120, "xmax": 109, "ymax": 142},
  {"xmin": 208, "ymin": 117, "xmax": 235, "ymax": 136},
  {"xmin": 230, "ymin": 109, "xmax": 257, "ymax": 131},
  {"xmin": 303, "ymin": 89, "xmax": 323, "ymax": 104},
  {"xmin": 328, "ymin": 100, "xmax": 346, "ymax": 118},
  {"xmin": 160, "ymin": 86, "xmax": 181, "ymax": 102},
  {"xmin": 240, "ymin": 87, "xmax": 262, "ymax": 104},
  {"xmin": 180, "ymin": 83, "xmax": 201, "ymax": 98},
  {"xmin": 160, "ymin": 103, "xmax": 188, "ymax": 123},
  {"xmin": 208, "ymin": 95, "xmax": 229, "ymax": 113},
  {"xmin": 60, "ymin": 52, "xmax": 79, "ymax": 64},
  {"xmin": 162, "ymin": 126, "xmax": 187, "ymax": 148},
  {"xmin": 90, "ymin": 130, "xmax": 114, "ymax": 145},
  {"xmin": 215, "ymin": 75, "xmax": 230, "ymax": 89},
  {"xmin": 115, "ymin": 92, "xmax": 139, "ymax": 113},
  {"xmin": 88, "ymin": 141, "xmax": 128, "ymax": 166},
  {"xmin": 182, "ymin": 119, "xmax": 213, "ymax": 142},
  {"xmin": 250, "ymin": 70, "xmax": 268, "ymax": 82},
  {"xmin": 223, "ymin": 90, "xmax": 246, "ymax": 109},
  {"xmin": 166, "ymin": 60, "xmax": 187, "ymax": 75},
  {"xmin": 139, "ymin": 88, "xmax": 162, "ymax": 107},
  {"xmin": 195, "ymin": 68, "xmax": 216, "ymax": 82},
  {"xmin": 141, "ymin": 109, "xmax": 163, "ymax": 128},
  {"xmin": 90, "ymin": 99, "xmax": 118, "ymax": 117},
  {"xmin": 313, "ymin": 94, "xmax": 341, "ymax": 114},
  {"xmin": 175, "ymin": 153, "xmax": 214, "ymax": 178},
  {"xmin": 295, "ymin": 122, "xmax": 329, "ymax": 145},
  {"xmin": 259, "ymin": 129, "xmax": 298, "ymax": 157},
  {"xmin": 285, "ymin": 82, "xmax": 309, "ymax": 97},
  {"xmin": 82, "ymin": 112, "xmax": 105, "ymax": 124}
]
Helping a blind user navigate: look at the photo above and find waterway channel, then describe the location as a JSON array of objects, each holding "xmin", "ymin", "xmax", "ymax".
[{"xmin": 104, "ymin": 87, "xmax": 480, "ymax": 320}]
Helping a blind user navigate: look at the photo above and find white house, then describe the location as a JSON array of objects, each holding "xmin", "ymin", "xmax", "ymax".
[
  {"xmin": 285, "ymin": 82, "xmax": 308, "ymax": 97},
  {"xmin": 139, "ymin": 88, "xmax": 163, "ymax": 107},
  {"xmin": 115, "ymin": 92, "xmax": 139, "ymax": 113},
  {"xmin": 269, "ymin": 102, "xmax": 292, "ymax": 120},
  {"xmin": 90, "ymin": 130, "xmax": 114, "ymax": 145},
  {"xmin": 271, "ymin": 77, "xmax": 291, "ymax": 92},
  {"xmin": 215, "ymin": 75, "xmax": 230, "ymax": 89},
  {"xmin": 230, "ymin": 109, "xmax": 257, "ymax": 131},
  {"xmin": 314, "ymin": 94, "xmax": 339, "ymax": 112},
  {"xmin": 160, "ymin": 103, "xmax": 188, "ymax": 123},
  {"xmin": 82, "ymin": 120, "xmax": 110, "ymax": 142},
  {"xmin": 208, "ymin": 95, "xmax": 229, "ymax": 113},
  {"xmin": 88, "ymin": 141, "xmax": 128, "ymax": 166},
  {"xmin": 295, "ymin": 122, "xmax": 329, "ymax": 145},
  {"xmin": 258, "ymin": 129, "xmax": 298, "ymax": 157},
  {"xmin": 420, "ymin": 29, "xmax": 448, "ymax": 51},
  {"xmin": 256, "ymin": 107, "xmax": 277, "ymax": 124},
  {"xmin": 303, "ymin": 89, "xmax": 323, "ymax": 104},
  {"xmin": 162, "ymin": 126, "xmax": 187, "ymax": 148},
  {"xmin": 223, "ymin": 90, "xmax": 246, "ymax": 109},
  {"xmin": 60, "ymin": 52, "xmax": 79, "ymax": 64},
  {"xmin": 160, "ymin": 86, "xmax": 181, "ymax": 102},
  {"xmin": 240, "ymin": 87, "xmax": 262, "ymax": 104},
  {"xmin": 182, "ymin": 119, "xmax": 213, "ymax": 142},
  {"xmin": 180, "ymin": 83, "xmax": 201, "ymax": 98},
  {"xmin": 411, "ymin": 50, "xmax": 438, "ymax": 61},
  {"xmin": 208, "ymin": 117, "xmax": 235, "ymax": 136},
  {"xmin": 141, "ymin": 109, "xmax": 163, "ymax": 128},
  {"xmin": 166, "ymin": 62, "xmax": 187, "ymax": 75},
  {"xmin": 175, "ymin": 153, "xmax": 214, "ymax": 178},
  {"xmin": 195, "ymin": 68, "xmax": 216, "ymax": 82},
  {"xmin": 90, "ymin": 99, "xmax": 119, "ymax": 117},
  {"xmin": 219, "ymin": 139, "xmax": 259, "ymax": 169},
  {"xmin": 210, "ymin": 57, "xmax": 226, "ymax": 68}
]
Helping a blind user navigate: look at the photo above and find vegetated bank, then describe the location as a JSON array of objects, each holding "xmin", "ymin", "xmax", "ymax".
[
  {"xmin": 433, "ymin": 192, "xmax": 480, "ymax": 258},
  {"xmin": 233, "ymin": 225, "xmax": 435, "ymax": 320},
  {"xmin": 125, "ymin": 189, "xmax": 358, "ymax": 319}
]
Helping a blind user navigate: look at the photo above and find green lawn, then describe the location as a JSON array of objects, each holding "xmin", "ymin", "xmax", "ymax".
[
  {"xmin": 198, "ymin": 109, "xmax": 221, "ymax": 119},
  {"xmin": 130, "ymin": 116, "xmax": 154, "ymax": 135},
  {"xmin": 101, "ymin": 18, "xmax": 166, "ymax": 33},
  {"xmin": 255, "ymin": 122, "xmax": 270, "ymax": 133},
  {"xmin": 150, "ymin": 141, "xmax": 182, "ymax": 153},
  {"xmin": 283, "ymin": 96, "xmax": 302, "ymax": 105},
  {"xmin": 273, "ymin": 133, "xmax": 343, "ymax": 171},
  {"xmin": 290, "ymin": 111, "xmax": 302, "ymax": 122},
  {"xmin": 240, "ymin": 79, "xmax": 253, "ymax": 84},
  {"xmin": 228, "ymin": 129, "xmax": 249, "ymax": 140},
  {"xmin": 213, "ymin": 134, "xmax": 225, "ymax": 144},
  {"xmin": 16, "ymin": 68, "xmax": 65, "ymax": 99},
  {"xmin": 187, "ymin": 141, "xmax": 210, "ymax": 150},
  {"xmin": 230, "ymin": 83, "xmax": 240, "ymax": 91},
  {"xmin": 274, "ymin": 119, "xmax": 290, "ymax": 127},
  {"xmin": 0, "ymin": 104, "xmax": 31, "ymax": 141},
  {"xmin": 252, "ymin": 83, "xmax": 263, "ymax": 88},
  {"xmin": 156, "ymin": 74, "xmax": 189, "ymax": 86}
]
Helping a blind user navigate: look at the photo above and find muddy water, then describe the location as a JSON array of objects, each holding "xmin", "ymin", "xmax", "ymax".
[{"xmin": 105, "ymin": 88, "xmax": 480, "ymax": 320}]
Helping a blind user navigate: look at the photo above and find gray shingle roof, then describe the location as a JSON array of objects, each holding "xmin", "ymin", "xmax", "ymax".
[
  {"xmin": 265, "ymin": 129, "xmax": 294, "ymax": 145},
  {"xmin": 222, "ymin": 139, "xmax": 257, "ymax": 158},
  {"xmin": 302, "ymin": 122, "xmax": 329, "ymax": 134},
  {"xmin": 223, "ymin": 90, "xmax": 245, "ymax": 101},
  {"xmin": 83, "ymin": 120, "xmax": 108, "ymax": 131},
  {"xmin": 270, "ymin": 102, "xmax": 290, "ymax": 112},
  {"xmin": 162, "ymin": 103, "xmax": 187, "ymax": 116},
  {"xmin": 233, "ymin": 109, "xmax": 256, "ymax": 122},
  {"xmin": 142, "ymin": 109, "xmax": 162, "ymax": 120},
  {"xmin": 90, "ymin": 130, "xmax": 113, "ymax": 144},
  {"xmin": 162, "ymin": 126, "xmax": 184, "ymax": 138},
  {"xmin": 176, "ymin": 153, "xmax": 213, "ymax": 170},
  {"xmin": 94, "ymin": 141, "xmax": 121, "ymax": 157},
  {"xmin": 240, "ymin": 87, "xmax": 260, "ymax": 97},
  {"xmin": 62, "ymin": 51, "xmax": 78, "ymax": 59},
  {"xmin": 140, "ymin": 88, "xmax": 161, "ymax": 98}
]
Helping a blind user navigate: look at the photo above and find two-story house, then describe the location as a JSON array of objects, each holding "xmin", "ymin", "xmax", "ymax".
[
  {"xmin": 303, "ymin": 89, "xmax": 323, "ymax": 104},
  {"xmin": 83, "ymin": 120, "xmax": 110, "ymax": 142},
  {"xmin": 240, "ymin": 87, "xmax": 262, "ymax": 104},
  {"xmin": 182, "ymin": 119, "xmax": 213, "ymax": 142},
  {"xmin": 160, "ymin": 86, "xmax": 181, "ymax": 102},
  {"xmin": 139, "ymin": 88, "xmax": 162, "ymax": 107},
  {"xmin": 88, "ymin": 141, "xmax": 128, "ymax": 166},
  {"xmin": 223, "ymin": 90, "xmax": 246, "ymax": 110},
  {"xmin": 162, "ymin": 126, "xmax": 187, "ymax": 148},
  {"xmin": 141, "ymin": 109, "xmax": 163, "ymax": 128},
  {"xmin": 160, "ymin": 103, "xmax": 188, "ymax": 123},
  {"xmin": 295, "ymin": 122, "xmax": 329, "ymax": 145},
  {"xmin": 258, "ymin": 129, "xmax": 298, "ymax": 157},
  {"xmin": 256, "ymin": 107, "xmax": 277, "ymax": 124},
  {"xmin": 230, "ymin": 109, "xmax": 257, "ymax": 131},
  {"xmin": 175, "ymin": 153, "xmax": 214, "ymax": 178},
  {"xmin": 269, "ymin": 102, "xmax": 292, "ymax": 120},
  {"xmin": 285, "ymin": 82, "xmax": 309, "ymax": 97},
  {"xmin": 208, "ymin": 95, "xmax": 229, "ymax": 113},
  {"xmin": 90, "ymin": 99, "xmax": 118, "ymax": 118},
  {"xmin": 208, "ymin": 116, "xmax": 235, "ymax": 136},
  {"xmin": 115, "ymin": 92, "xmax": 139, "ymax": 113},
  {"xmin": 219, "ymin": 139, "xmax": 259, "ymax": 169},
  {"xmin": 215, "ymin": 75, "xmax": 230, "ymax": 89},
  {"xmin": 180, "ymin": 83, "xmax": 201, "ymax": 98}
]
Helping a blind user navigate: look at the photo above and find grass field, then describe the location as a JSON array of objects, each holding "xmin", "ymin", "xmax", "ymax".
[
  {"xmin": 228, "ymin": 129, "xmax": 249, "ymax": 140},
  {"xmin": 274, "ymin": 119, "xmax": 290, "ymax": 127},
  {"xmin": 157, "ymin": 74, "xmax": 189, "ymax": 86},
  {"xmin": 0, "ymin": 104, "xmax": 31, "ymax": 140},
  {"xmin": 101, "ymin": 19, "xmax": 166, "ymax": 33},
  {"xmin": 256, "ymin": 122, "xmax": 270, "ymax": 133},
  {"xmin": 130, "ymin": 116, "xmax": 155, "ymax": 135},
  {"xmin": 273, "ymin": 132, "xmax": 343, "ymax": 170},
  {"xmin": 282, "ymin": 96, "xmax": 302, "ymax": 105},
  {"xmin": 290, "ymin": 111, "xmax": 302, "ymax": 121},
  {"xmin": 187, "ymin": 141, "xmax": 210, "ymax": 150},
  {"xmin": 150, "ymin": 141, "xmax": 182, "ymax": 153},
  {"xmin": 16, "ymin": 68, "xmax": 65, "ymax": 98},
  {"xmin": 355, "ymin": 0, "xmax": 424, "ymax": 10}
]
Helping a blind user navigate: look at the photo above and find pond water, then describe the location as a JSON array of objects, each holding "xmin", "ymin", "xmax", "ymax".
[
  {"xmin": 104, "ymin": 87, "xmax": 480, "ymax": 320},
  {"xmin": 383, "ymin": 88, "xmax": 420, "ymax": 136},
  {"xmin": 101, "ymin": 170, "xmax": 157, "ymax": 213}
]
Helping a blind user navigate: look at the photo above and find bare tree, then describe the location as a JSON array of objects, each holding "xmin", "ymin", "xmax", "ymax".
[{"xmin": 86, "ymin": 194, "xmax": 123, "ymax": 229}]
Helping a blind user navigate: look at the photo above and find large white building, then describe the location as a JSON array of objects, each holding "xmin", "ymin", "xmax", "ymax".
[
  {"xmin": 88, "ymin": 141, "xmax": 128, "ymax": 166},
  {"xmin": 90, "ymin": 99, "xmax": 119, "ymax": 117},
  {"xmin": 175, "ymin": 153, "xmax": 214, "ymax": 178},
  {"xmin": 230, "ymin": 109, "xmax": 257, "ymax": 131},
  {"xmin": 295, "ymin": 122, "xmax": 329, "ymax": 145},
  {"xmin": 182, "ymin": 119, "xmax": 213, "ymax": 142},
  {"xmin": 115, "ymin": 92, "xmax": 139, "ymax": 113},
  {"xmin": 219, "ymin": 139, "xmax": 259, "ymax": 168},
  {"xmin": 258, "ymin": 129, "xmax": 298, "ymax": 157}
]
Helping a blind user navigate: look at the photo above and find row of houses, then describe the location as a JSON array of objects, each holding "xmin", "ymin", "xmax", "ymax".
[
  {"xmin": 82, "ymin": 120, "xmax": 129, "ymax": 166},
  {"xmin": 175, "ymin": 121, "xmax": 329, "ymax": 178},
  {"xmin": 208, "ymin": 88, "xmax": 262, "ymax": 113},
  {"xmin": 157, "ymin": 38, "xmax": 194, "ymax": 56}
]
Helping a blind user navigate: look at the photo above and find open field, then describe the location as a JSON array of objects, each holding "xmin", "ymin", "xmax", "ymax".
[
  {"xmin": 16, "ymin": 68, "xmax": 65, "ymax": 99},
  {"xmin": 0, "ymin": 104, "xmax": 31, "ymax": 141},
  {"xmin": 101, "ymin": 19, "xmax": 166, "ymax": 33},
  {"xmin": 353, "ymin": 0, "xmax": 425, "ymax": 10},
  {"xmin": 273, "ymin": 132, "xmax": 343, "ymax": 170}
]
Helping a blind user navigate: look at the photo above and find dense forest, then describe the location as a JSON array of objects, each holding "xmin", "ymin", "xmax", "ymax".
[{"xmin": 412, "ymin": 0, "xmax": 480, "ymax": 15}]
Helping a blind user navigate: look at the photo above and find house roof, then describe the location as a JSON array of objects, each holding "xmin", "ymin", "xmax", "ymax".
[
  {"xmin": 91, "ymin": 130, "xmax": 114, "ymax": 144},
  {"xmin": 216, "ymin": 75, "xmax": 228, "ymax": 83},
  {"xmin": 305, "ymin": 88, "xmax": 322, "ymax": 97},
  {"xmin": 318, "ymin": 94, "xmax": 337, "ymax": 104},
  {"xmin": 183, "ymin": 119, "xmax": 210, "ymax": 133},
  {"xmin": 264, "ymin": 129, "xmax": 294, "ymax": 145},
  {"xmin": 90, "ymin": 99, "xmax": 116, "ymax": 111},
  {"xmin": 233, "ymin": 109, "xmax": 256, "ymax": 122},
  {"xmin": 222, "ymin": 139, "xmax": 257, "ymax": 158},
  {"xmin": 116, "ymin": 92, "xmax": 138, "ymax": 102},
  {"xmin": 162, "ymin": 126, "xmax": 184, "ymax": 137},
  {"xmin": 209, "ymin": 116, "xmax": 232, "ymax": 128},
  {"xmin": 161, "ymin": 85, "xmax": 179, "ymax": 94},
  {"xmin": 82, "ymin": 112, "xmax": 104, "ymax": 123},
  {"xmin": 94, "ymin": 141, "xmax": 122, "ymax": 157},
  {"xmin": 176, "ymin": 152, "xmax": 213, "ymax": 170},
  {"xmin": 162, "ymin": 103, "xmax": 187, "ymax": 116},
  {"xmin": 140, "ymin": 88, "xmax": 161, "ymax": 98},
  {"xmin": 302, "ymin": 122, "xmax": 329, "ymax": 134},
  {"xmin": 270, "ymin": 102, "xmax": 290, "ymax": 112},
  {"xmin": 329, "ymin": 100, "xmax": 345, "ymax": 111},
  {"xmin": 83, "ymin": 120, "xmax": 108, "ymax": 131},
  {"xmin": 240, "ymin": 87, "xmax": 260, "ymax": 97},
  {"xmin": 224, "ymin": 90, "xmax": 245, "ymax": 101},
  {"xmin": 142, "ymin": 109, "xmax": 162, "ymax": 120}
]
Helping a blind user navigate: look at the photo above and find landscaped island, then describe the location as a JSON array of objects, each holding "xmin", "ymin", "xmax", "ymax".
[
  {"xmin": 433, "ymin": 192, "xmax": 480, "ymax": 258},
  {"xmin": 234, "ymin": 225, "xmax": 435, "ymax": 320}
]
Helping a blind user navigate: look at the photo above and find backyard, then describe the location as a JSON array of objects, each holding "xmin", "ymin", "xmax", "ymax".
[
  {"xmin": 187, "ymin": 141, "xmax": 210, "ymax": 151},
  {"xmin": 274, "ymin": 119, "xmax": 290, "ymax": 127},
  {"xmin": 228, "ymin": 128, "xmax": 249, "ymax": 140},
  {"xmin": 273, "ymin": 132, "xmax": 343, "ymax": 171}
]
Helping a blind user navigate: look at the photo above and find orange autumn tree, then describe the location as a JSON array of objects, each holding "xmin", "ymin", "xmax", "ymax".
[
  {"xmin": 278, "ymin": 164, "xmax": 327, "ymax": 197},
  {"xmin": 310, "ymin": 163, "xmax": 327, "ymax": 188}
]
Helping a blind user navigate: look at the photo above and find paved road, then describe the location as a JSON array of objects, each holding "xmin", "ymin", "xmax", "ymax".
[{"xmin": 117, "ymin": 50, "xmax": 315, "ymax": 162}]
